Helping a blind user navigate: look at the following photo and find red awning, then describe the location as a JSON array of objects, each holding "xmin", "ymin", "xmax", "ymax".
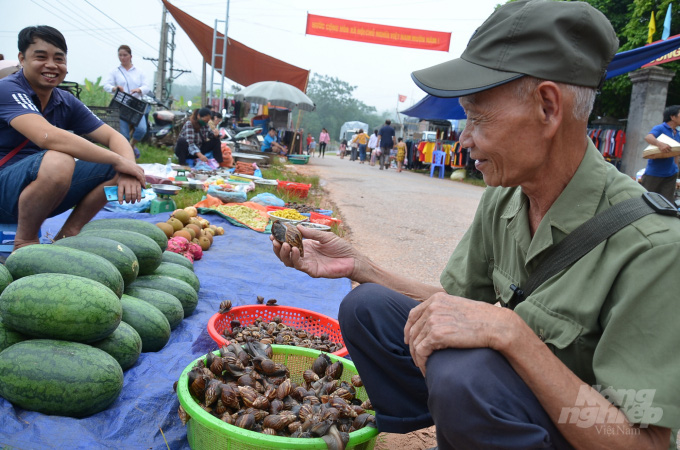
[{"xmin": 162, "ymin": 0, "xmax": 310, "ymax": 92}]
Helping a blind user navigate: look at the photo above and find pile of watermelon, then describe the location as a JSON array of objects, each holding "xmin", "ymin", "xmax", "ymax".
[{"xmin": 0, "ymin": 218, "xmax": 202, "ymax": 418}]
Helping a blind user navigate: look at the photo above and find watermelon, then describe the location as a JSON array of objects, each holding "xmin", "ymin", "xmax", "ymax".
[
  {"xmin": 0, "ymin": 339, "xmax": 123, "ymax": 417},
  {"xmin": 153, "ymin": 262, "xmax": 200, "ymax": 292},
  {"xmin": 4, "ymin": 245, "xmax": 124, "ymax": 297},
  {"xmin": 124, "ymin": 286, "xmax": 184, "ymax": 330},
  {"xmin": 91, "ymin": 320, "xmax": 142, "ymax": 371},
  {"xmin": 161, "ymin": 250, "xmax": 194, "ymax": 271},
  {"xmin": 0, "ymin": 273, "xmax": 122, "ymax": 342},
  {"xmin": 54, "ymin": 235, "xmax": 139, "ymax": 286},
  {"xmin": 0, "ymin": 264, "xmax": 11, "ymax": 295},
  {"xmin": 120, "ymin": 295, "xmax": 171, "ymax": 352},
  {"xmin": 77, "ymin": 229, "xmax": 162, "ymax": 276},
  {"xmin": 82, "ymin": 218, "xmax": 168, "ymax": 251},
  {"xmin": 128, "ymin": 275, "xmax": 198, "ymax": 317},
  {"xmin": 0, "ymin": 316, "xmax": 26, "ymax": 353}
]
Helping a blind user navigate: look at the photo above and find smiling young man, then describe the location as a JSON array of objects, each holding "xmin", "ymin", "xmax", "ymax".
[
  {"xmin": 272, "ymin": 1, "xmax": 680, "ymax": 449},
  {"xmin": 0, "ymin": 25, "xmax": 145, "ymax": 251}
]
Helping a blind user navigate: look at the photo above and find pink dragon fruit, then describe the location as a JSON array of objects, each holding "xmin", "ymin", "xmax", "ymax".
[
  {"xmin": 188, "ymin": 242, "xmax": 203, "ymax": 260},
  {"xmin": 167, "ymin": 236, "xmax": 190, "ymax": 254}
]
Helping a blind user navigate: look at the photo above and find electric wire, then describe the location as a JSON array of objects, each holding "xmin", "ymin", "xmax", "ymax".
[
  {"xmin": 28, "ymin": 0, "xmax": 121, "ymax": 49},
  {"xmin": 83, "ymin": 0, "xmax": 159, "ymax": 53}
]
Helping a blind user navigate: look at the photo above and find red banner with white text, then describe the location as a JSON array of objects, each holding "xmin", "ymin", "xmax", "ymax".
[{"xmin": 305, "ymin": 14, "xmax": 451, "ymax": 52}]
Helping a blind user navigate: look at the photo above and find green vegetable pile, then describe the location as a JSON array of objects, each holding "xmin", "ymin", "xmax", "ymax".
[{"xmin": 213, "ymin": 205, "xmax": 269, "ymax": 229}]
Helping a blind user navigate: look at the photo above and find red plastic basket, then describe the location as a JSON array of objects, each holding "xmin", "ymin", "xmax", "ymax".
[
  {"xmin": 276, "ymin": 180, "xmax": 311, "ymax": 199},
  {"xmin": 207, "ymin": 305, "xmax": 348, "ymax": 357}
]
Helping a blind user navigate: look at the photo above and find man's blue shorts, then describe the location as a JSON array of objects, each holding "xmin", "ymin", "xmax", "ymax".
[{"xmin": 0, "ymin": 151, "xmax": 116, "ymax": 223}]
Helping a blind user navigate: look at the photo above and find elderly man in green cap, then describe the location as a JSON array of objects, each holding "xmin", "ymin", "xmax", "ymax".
[{"xmin": 272, "ymin": 1, "xmax": 680, "ymax": 448}]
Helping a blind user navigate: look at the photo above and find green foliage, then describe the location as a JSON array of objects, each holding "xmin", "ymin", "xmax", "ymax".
[
  {"xmin": 293, "ymin": 73, "xmax": 391, "ymax": 143},
  {"xmin": 80, "ymin": 77, "xmax": 112, "ymax": 107},
  {"xmin": 584, "ymin": 0, "xmax": 680, "ymax": 119}
]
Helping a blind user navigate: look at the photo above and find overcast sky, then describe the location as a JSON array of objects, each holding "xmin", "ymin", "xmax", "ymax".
[{"xmin": 1, "ymin": 0, "xmax": 501, "ymax": 112}]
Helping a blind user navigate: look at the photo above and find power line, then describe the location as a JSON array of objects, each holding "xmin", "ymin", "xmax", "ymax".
[
  {"xmin": 54, "ymin": 0, "xmax": 126, "ymax": 47},
  {"xmin": 82, "ymin": 0, "xmax": 158, "ymax": 53},
  {"xmin": 28, "ymin": 0, "xmax": 120, "ymax": 49}
]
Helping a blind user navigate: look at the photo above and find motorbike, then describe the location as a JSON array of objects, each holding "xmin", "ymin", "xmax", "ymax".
[
  {"xmin": 141, "ymin": 96, "xmax": 189, "ymax": 148},
  {"xmin": 218, "ymin": 116, "xmax": 263, "ymax": 152}
]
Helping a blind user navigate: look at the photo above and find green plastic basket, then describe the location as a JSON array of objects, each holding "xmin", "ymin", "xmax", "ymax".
[{"xmin": 177, "ymin": 345, "xmax": 379, "ymax": 450}]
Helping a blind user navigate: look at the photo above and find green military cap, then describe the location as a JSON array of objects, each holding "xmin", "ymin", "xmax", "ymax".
[{"xmin": 411, "ymin": 0, "xmax": 619, "ymax": 97}]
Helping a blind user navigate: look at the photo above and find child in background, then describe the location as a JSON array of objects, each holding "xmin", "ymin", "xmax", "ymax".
[
  {"xmin": 309, "ymin": 137, "xmax": 317, "ymax": 157},
  {"xmin": 396, "ymin": 137, "xmax": 407, "ymax": 173},
  {"xmin": 339, "ymin": 139, "xmax": 347, "ymax": 159}
]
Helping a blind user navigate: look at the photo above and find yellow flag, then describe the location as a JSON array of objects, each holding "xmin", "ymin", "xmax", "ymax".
[{"xmin": 648, "ymin": 11, "xmax": 657, "ymax": 44}]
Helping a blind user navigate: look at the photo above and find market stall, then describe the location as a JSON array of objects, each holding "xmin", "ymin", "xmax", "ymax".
[{"xmin": 0, "ymin": 209, "xmax": 351, "ymax": 449}]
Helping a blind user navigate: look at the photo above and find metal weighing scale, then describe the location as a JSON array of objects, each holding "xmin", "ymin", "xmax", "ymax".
[
  {"xmin": 173, "ymin": 165, "xmax": 190, "ymax": 182},
  {"xmin": 150, "ymin": 184, "xmax": 182, "ymax": 214}
]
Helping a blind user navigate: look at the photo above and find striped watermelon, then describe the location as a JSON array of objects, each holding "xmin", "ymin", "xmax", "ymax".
[
  {"xmin": 0, "ymin": 339, "xmax": 124, "ymax": 417},
  {"xmin": 161, "ymin": 250, "xmax": 194, "ymax": 271},
  {"xmin": 77, "ymin": 229, "xmax": 162, "ymax": 276},
  {"xmin": 54, "ymin": 235, "xmax": 139, "ymax": 286},
  {"xmin": 90, "ymin": 320, "xmax": 142, "ymax": 371},
  {"xmin": 124, "ymin": 286, "xmax": 184, "ymax": 330},
  {"xmin": 81, "ymin": 218, "xmax": 168, "ymax": 251},
  {"xmin": 120, "ymin": 295, "xmax": 171, "ymax": 352},
  {"xmin": 153, "ymin": 262, "xmax": 200, "ymax": 292},
  {"xmin": 0, "ymin": 316, "xmax": 26, "ymax": 353},
  {"xmin": 0, "ymin": 273, "xmax": 122, "ymax": 342},
  {"xmin": 128, "ymin": 275, "xmax": 198, "ymax": 317},
  {"xmin": 4, "ymin": 245, "xmax": 124, "ymax": 297},
  {"xmin": 0, "ymin": 264, "xmax": 11, "ymax": 295}
]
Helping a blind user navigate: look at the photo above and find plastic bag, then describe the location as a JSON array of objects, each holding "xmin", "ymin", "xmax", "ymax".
[
  {"xmin": 207, "ymin": 184, "xmax": 247, "ymax": 203},
  {"xmin": 250, "ymin": 192, "xmax": 285, "ymax": 207},
  {"xmin": 450, "ymin": 169, "xmax": 466, "ymax": 181}
]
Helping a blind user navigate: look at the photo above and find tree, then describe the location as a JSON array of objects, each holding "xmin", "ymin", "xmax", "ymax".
[
  {"xmin": 584, "ymin": 0, "xmax": 680, "ymax": 119},
  {"xmin": 294, "ymin": 73, "xmax": 390, "ymax": 143},
  {"xmin": 80, "ymin": 77, "xmax": 112, "ymax": 107}
]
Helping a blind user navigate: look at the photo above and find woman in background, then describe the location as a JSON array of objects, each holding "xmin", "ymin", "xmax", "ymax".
[
  {"xmin": 103, "ymin": 45, "xmax": 149, "ymax": 159},
  {"xmin": 318, "ymin": 128, "xmax": 330, "ymax": 158},
  {"xmin": 174, "ymin": 108, "xmax": 222, "ymax": 166}
]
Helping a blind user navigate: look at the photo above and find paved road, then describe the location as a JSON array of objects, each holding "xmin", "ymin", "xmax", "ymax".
[{"xmin": 294, "ymin": 154, "xmax": 485, "ymax": 286}]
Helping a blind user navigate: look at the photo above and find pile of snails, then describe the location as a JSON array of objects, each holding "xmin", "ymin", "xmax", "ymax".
[
  {"xmin": 217, "ymin": 300, "xmax": 345, "ymax": 354},
  {"xmin": 177, "ymin": 340, "xmax": 375, "ymax": 450}
]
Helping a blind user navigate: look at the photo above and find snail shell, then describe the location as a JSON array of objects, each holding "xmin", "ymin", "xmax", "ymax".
[{"xmin": 271, "ymin": 220, "xmax": 304, "ymax": 257}]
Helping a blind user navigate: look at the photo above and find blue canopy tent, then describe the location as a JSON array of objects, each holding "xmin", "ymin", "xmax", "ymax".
[{"xmin": 402, "ymin": 34, "xmax": 680, "ymax": 121}]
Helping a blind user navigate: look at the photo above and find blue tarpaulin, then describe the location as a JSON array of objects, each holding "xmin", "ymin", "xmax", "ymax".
[
  {"xmin": 402, "ymin": 34, "xmax": 680, "ymax": 121},
  {"xmin": 0, "ymin": 210, "xmax": 351, "ymax": 449}
]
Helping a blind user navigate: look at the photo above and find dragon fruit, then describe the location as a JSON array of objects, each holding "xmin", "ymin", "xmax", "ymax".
[
  {"xmin": 188, "ymin": 242, "xmax": 203, "ymax": 260},
  {"xmin": 167, "ymin": 236, "xmax": 190, "ymax": 254}
]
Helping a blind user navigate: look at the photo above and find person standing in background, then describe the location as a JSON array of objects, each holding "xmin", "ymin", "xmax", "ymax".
[
  {"xmin": 377, "ymin": 119, "xmax": 395, "ymax": 170},
  {"xmin": 339, "ymin": 139, "xmax": 347, "ymax": 159},
  {"xmin": 103, "ymin": 45, "xmax": 150, "ymax": 159},
  {"xmin": 306, "ymin": 132, "xmax": 313, "ymax": 155},
  {"xmin": 318, "ymin": 128, "xmax": 330, "ymax": 158},
  {"xmin": 349, "ymin": 132, "xmax": 359, "ymax": 161},
  {"xmin": 355, "ymin": 129, "xmax": 370, "ymax": 164},
  {"xmin": 368, "ymin": 129, "xmax": 379, "ymax": 166},
  {"xmin": 641, "ymin": 105, "xmax": 680, "ymax": 203}
]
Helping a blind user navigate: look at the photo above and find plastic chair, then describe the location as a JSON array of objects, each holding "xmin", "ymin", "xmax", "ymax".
[
  {"xmin": 0, "ymin": 223, "xmax": 41, "ymax": 252},
  {"xmin": 430, "ymin": 149, "xmax": 446, "ymax": 178}
]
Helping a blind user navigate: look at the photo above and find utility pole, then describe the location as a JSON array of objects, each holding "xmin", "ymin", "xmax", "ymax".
[
  {"xmin": 166, "ymin": 23, "xmax": 176, "ymax": 99},
  {"xmin": 155, "ymin": 6, "xmax": 168, "ymax": 102},
  {"xmin": 201, "ymin": 59, "xmax": 207, "ymax": 107}
]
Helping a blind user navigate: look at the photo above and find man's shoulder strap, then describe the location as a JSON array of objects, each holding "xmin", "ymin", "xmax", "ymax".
[{"xmin": 505, "ymin": 192, "xmax": 679, "ymax": 310}]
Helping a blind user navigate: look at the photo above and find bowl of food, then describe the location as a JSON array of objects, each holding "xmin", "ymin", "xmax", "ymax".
[{"xmin": 267, "ymin": 209, "xmax": 309, "ymax": 223}]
